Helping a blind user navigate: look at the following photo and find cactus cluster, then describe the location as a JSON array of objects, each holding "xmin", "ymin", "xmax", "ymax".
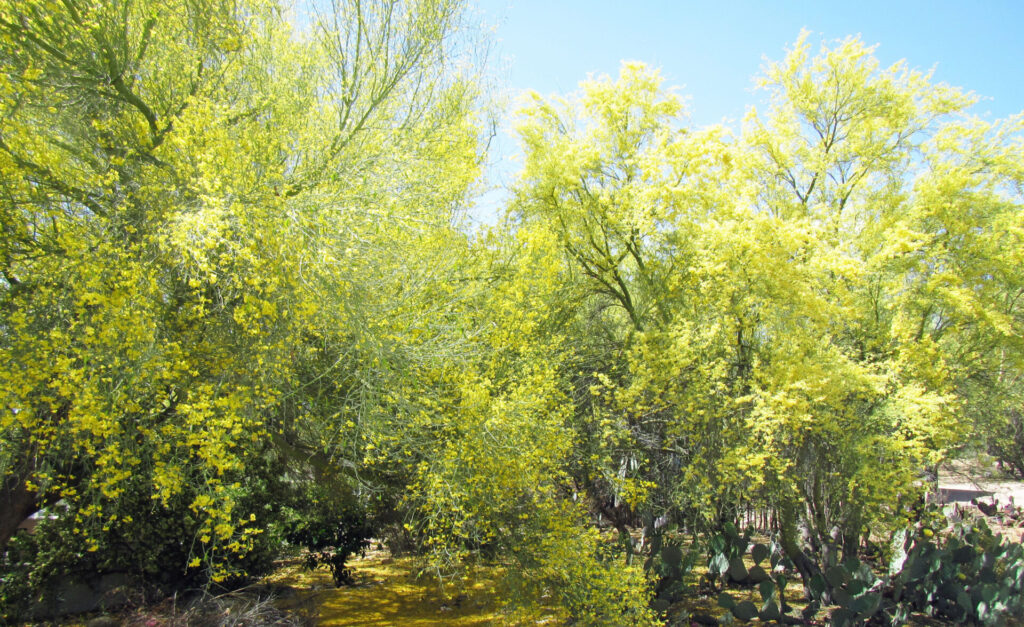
[
  {"xmin": 717, "ymin": 574, "xmax": 791, "ymax": 623},
  {"xmin": 803, "ymin": 518, "xmax": 1024, "ymax": 625},
  {"xmin": 644, "ymin": 528, "xmax": 699, "ymax": 615},
  {"xmin": 883, "ymin": 518, "xmax": 1024, "ymax": 624},
  {"xmin": 713, "ymin": 518, "xmax": 1024, "ymax": 626},
  {"xmin": 708, "ymin": 524, "xmax": 795, "ymax": 622},
  {"xmin": 804, "ymin": 558, "xmax": 883, "ymax": 626},
  {"xmin": 706, "ymin": 524, "xmax": 783, "ymax": 587}
]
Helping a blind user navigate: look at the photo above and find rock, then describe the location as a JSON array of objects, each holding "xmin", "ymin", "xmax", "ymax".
[
  {"xmin": 57, "ymin": 581, "xmax": 98, "ymax": 615},
  {"xmin": 97, "ymin": 573, "xmax": 132, "ymax": 608}
]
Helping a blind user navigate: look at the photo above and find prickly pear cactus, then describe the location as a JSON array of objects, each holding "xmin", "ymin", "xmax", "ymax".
[
  {"xmin": 713, "ymin": 529, "xmax": 795, "ymax": 623},
  {"xmin": 644, "ymin": 523, "xmax": 698, "ymax": 615}
]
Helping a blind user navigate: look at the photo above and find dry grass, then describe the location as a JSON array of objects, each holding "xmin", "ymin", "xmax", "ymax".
[{"xmin": 54, "ymin": 589, "xmax": 313, "ymax": 627}]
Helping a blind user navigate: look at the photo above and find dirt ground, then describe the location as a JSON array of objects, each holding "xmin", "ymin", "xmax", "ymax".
[
  {"xmin": 260, "ymin": 551, "xmax": 564, "ymax": 626},
  {"xmin": 940, "ymin": 459, "xmax": 1024, "ymax": 503}
]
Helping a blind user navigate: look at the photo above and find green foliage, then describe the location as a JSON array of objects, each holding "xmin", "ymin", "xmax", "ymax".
[
  {"xmin": 0, "ymin": 470, "xmax": 280, "ymax": 621},
  {"xmin": 531, "ymin": 523, "xmax": 657, "ymax": 626},
  {"xmin": 885, "ymin": 519, "xmax": 1024, "ymax": 625},
  {"xmin": 481, "ymin": 499, "xmax": 656, "ymax": 626},
  {"xmin": 803, "ymin": 557, "xmax": 884, "ymax": 626},
  {"xmin": 282, "ymin": 489, "xmax": 372, "ymax": 587},
  {"xmin": 757, "ymin": 517, "xmax": 1024, "ymax": 626},
  {"xmin": 706, "ymin": 524, "xmax": 754, "ymax": 585},
  {"xmin": 714, "ymin": 518, "xmax": 1024, "ymax": 626},
  {"xmin": 643, "ymin": 529, "xmax": 699, "ymax": 611},
  {"xmin": 0, "ymin": 530, "xmax": 48, "ymax": 620},
  {"xmin": 710, "ymin": 526, "xmax": 795, "ymax": 623}
]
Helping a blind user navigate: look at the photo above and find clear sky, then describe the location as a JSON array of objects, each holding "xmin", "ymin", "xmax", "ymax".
[{"xmin": 468, "ymin": 0, "xmax": 1024, "ymax": 222}]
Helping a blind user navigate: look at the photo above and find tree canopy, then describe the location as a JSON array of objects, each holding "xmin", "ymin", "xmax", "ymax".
[{"xmin": 1, "ymin": 4, "xmax": 1022, "ymax": 624}]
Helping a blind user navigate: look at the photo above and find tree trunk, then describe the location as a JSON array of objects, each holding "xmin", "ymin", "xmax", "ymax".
[
  {"xmin": 1, "ymin": 406, "xmax": 68, "ymax": 555},
  {"xmin": 841, "ymin": 504, "xmax": 863, "ymax": 561},
  {"xmin": 1, "ymin": 470, "xmax": 41, "ymax": 555},
  {"xmin": 778, "ymin": 497, "xmax": 826, "ymax": 602}
]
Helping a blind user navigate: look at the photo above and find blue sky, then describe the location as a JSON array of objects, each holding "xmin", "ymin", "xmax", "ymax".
[{"xmin": 468, "ymin": 0, "xmax": 1024, "ymax": 222}]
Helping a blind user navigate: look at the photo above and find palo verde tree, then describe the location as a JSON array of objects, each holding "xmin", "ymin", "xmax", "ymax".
[
  {"xmin": 738, "ymin": 32, "xmax": 1024, "ymax": 587},
  {"xmin": 509, "ymin": 34, "xmax": 1024, "ymax": 602},
  {"xmin": 0, "ymin": 0, "xmax": 483, "ymax": 584},
  {"xmin": 395, "ymin": 219, "xmax": 657, "ymax": 623},
  {"xmin": 511, "ymin": 62, "xmax": 743, "ymax": 541}
]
